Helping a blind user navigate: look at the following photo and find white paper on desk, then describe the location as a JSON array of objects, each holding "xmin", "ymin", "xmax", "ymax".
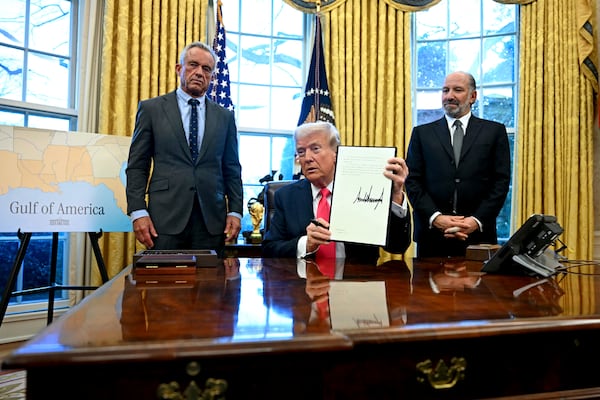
[
  {"xmin": 330, "ymin": 146, "xmax": 395, "ymax": 246},
  {"xmin": 328, "ymin": 281, "xmax": 390, "ymax": 331}
]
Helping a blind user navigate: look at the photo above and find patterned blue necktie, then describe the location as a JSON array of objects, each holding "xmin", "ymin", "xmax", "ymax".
[{"xmin": 188, "ymin": 98, "xmax": 200, "ymax": 163}]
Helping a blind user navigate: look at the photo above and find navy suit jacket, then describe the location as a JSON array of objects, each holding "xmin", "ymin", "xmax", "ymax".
[
  {"xmin": 405, "ymin": 115, "xmax": 510, "ymax": 255},
  {"xmin": 126, "ymin": 90, "xmax": 243, "ymax": 236},
  {"xmin": 262, "ymin": 179, "xmax": 411, "ymax": 264}
]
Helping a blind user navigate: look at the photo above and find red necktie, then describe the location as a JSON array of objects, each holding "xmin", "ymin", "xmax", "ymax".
[{"xmin": 316, "ymin": 187, "xmax": 336, "ymax": 259}]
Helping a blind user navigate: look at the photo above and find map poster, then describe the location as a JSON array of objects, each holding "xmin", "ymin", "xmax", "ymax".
[{"xmin": 0, "ymin": 125, "xmax": 132, "ymax": 233}]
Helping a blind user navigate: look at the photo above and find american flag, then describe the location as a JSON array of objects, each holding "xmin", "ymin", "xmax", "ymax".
[
  {"xmin": 208, "ymin": 0, "xmax": 234, "ymax": 112},
  {"xmin": 297, "ymin": 14, "xmax": 335, "ymax": 125}
]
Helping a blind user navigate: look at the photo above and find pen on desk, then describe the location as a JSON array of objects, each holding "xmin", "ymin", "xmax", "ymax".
[{"xmin": 310, "ymin": 219, "xmax": 327, "ymax": 228}]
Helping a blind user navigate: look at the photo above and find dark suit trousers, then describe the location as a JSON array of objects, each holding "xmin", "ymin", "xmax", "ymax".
[{"xmin": 153, "ymin": 197, "xmax": 225, "ymax": 256}]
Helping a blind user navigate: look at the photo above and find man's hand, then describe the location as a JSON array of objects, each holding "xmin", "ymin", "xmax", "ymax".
[
  {"xmin": 224, "ymin": 215, "xmax": 241, "ymax": 243},
  {"xmin": 305, "ymin": 218, "xmax": 332, "ymax": 254},
  {"xmin": 384, "ymin": 157, "xmax": 409, "ymax": 204},
  {"xmin": 305, "ymin": 262, "xmax": 331, "ymax": 301},
  {"xmin": 133, "ymin": 216, "xmax": 158, "ymax": 248},
  {"xmin": 433, "ymin": 215, "xmax": 478, "ymax": 240}
]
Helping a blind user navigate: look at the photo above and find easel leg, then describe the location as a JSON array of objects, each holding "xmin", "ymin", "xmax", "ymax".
[
  {"xmin": 0, "ymin": 232, "xmax": 32, "ymax": 328},
  {"xmin": 88, "ymin": 231, "xmax": 109, "ymax": 283},
  {"xmin": 47, "ymin": 232, "xmax": 59, "ymax": 325}
]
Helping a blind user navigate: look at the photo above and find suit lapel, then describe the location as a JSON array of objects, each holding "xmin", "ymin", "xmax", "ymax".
[
  {"xmin": 160, "ymin": 91, "xmax": 192, "ymax": 161},
  {"xmin": 292, "ymin": 180, "xmax": 315, "ymax": 223},
  {"xmin": 199, "ymin": 99, "xmax": 217, "ymax": 160},
  {"xmin": 433, "ymin": 117, "xmax": 454, "ymax": 162},
  {"xmin": 461, "ymin": 116, "xmax": 482, "ymax": 159}
]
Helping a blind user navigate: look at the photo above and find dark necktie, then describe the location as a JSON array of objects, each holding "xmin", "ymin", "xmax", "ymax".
[
  {"xmin": 316, "ymin": 187, "xmax": 336, "ymax": 259},
  {"xmin": 452, "ymin": 120, "xmax": 464, "ymax": 213},
  {"xmin": 188, "ymin": 98, "xmax": 200, "ymax": 163},
  {"xmin": 453, "ymin": 119, "xmax": 464, "ymax": 166}
]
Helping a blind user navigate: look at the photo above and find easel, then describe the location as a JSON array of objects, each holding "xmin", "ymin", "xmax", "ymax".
[{"xmin": 0, "ymin": 230, "xmax": 109, "ymax": 327}]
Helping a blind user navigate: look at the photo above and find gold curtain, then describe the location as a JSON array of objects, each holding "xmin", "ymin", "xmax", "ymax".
[
  {"xmin": 516, "ymin": 0, "xmax": 596, "ymax": 261},
  {"xmin": 94, "ymin": 0, "xmax": 209, "ymax": 283},
  {"xmin": 517, "ymin": 0, "xmax": 597, "ymax": 313}
]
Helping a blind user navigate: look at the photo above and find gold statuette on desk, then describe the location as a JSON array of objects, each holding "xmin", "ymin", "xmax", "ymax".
[{"xmin": 247, "ymin": 198, "xmax": 264, "ymax": 244}]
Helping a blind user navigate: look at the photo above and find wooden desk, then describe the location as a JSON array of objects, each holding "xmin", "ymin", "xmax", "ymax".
[
  {"xmin": 224, "ymin": 242, "xmax": 262, "ymax": 258},
  {"xmin": 4, "ymin": 257, "xmax": 600, "ymax": 399}
]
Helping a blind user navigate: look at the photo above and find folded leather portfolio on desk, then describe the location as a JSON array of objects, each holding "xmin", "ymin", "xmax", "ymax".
[
  {"xmin": 134, "ymin": 254, "xmax": 197, "ymax": 276},
  {"xmin": 133, "ymin": 249, "xmax": 219, "ymax": 268}
]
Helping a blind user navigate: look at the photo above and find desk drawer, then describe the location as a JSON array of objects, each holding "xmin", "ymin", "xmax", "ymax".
[{"xmin": 325, "ymin": 329, "xmax": 600, "ymax": 399}]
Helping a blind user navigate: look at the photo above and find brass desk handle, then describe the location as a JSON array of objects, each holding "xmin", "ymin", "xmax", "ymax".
[
  {"xmin": 156, "ymin": 361, "xmax": 228, "ymax": 400},
  {"xmin": 416, "ymin": 357, "xmax": 467, "ymax": 389}
]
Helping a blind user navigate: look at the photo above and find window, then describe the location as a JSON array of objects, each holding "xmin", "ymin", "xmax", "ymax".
[
  {"xmin": 0, "ymin": 0, "xmax": 77, "ymax": 310},
  {"xmin": 413, "ymin": 0, "xmax": 517, "ymax": 241},
  {"xmin": 223, "ymin": 0, "xmax": 306, "ymax": 236}
]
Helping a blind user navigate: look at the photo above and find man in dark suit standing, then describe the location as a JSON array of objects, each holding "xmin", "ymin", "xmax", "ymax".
[
  {"xmin": 126, "ymin": 42, "xmax": 243, "ymax": 255},
  {"xmin": 405, "ymin": 71, "xmax": 510, "ymax": 258},
  {"xmin": 262, "ymin": 121, "xmax": 411, "ymax": 264}
]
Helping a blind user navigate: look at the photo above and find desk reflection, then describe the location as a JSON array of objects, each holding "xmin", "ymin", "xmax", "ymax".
[
  {"xmin": 295, "ymin": 258, "xmax": 413, "ymax": 331},
  {"xmin": 120, "ymin": 259, "xmax": 241, "ymax": 341},
  {"xmin": 119, "ymin": 257, "xmax": 566, "ymax": 343}
]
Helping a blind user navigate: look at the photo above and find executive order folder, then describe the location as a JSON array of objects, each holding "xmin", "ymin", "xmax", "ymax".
[{"xmin": 329, "ymin": 146, "xmax": 396, "ymax": 246}]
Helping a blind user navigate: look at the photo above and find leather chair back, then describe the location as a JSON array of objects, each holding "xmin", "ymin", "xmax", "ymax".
[{"xmin": 263, "ymin": 180, "xmax": 294, "ymax": 232}]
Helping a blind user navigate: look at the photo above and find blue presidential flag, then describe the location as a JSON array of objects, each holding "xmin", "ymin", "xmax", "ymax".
[
  {"xmin": 298, "ymin": 14, "xmax": 335, "ymax": 125},
  {"xmin": 208, "ymin": 0, "xmax": 234, "ymax": 111}
]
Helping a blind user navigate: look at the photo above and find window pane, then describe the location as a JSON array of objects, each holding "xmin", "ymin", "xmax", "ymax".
[
  {"xmin": 449, "ymin": 0, "xmax": 480, "ymax": 38},
  {"xmin": 0, "ymin": 233, "xmax": 67, "ymax": 305},
  {"xmin": 0, "ymin": 46, "xmax": 24, "ymax": 101},
  {"xmin": 0, "ymin": 0, "xmax": 26, "ymax": 46},
  {"xmin": 239, "ymin": 36, "xmax": 271, "ymax": 85},
  {"xmin": 482, "ymin": 36, "xmax": 515, "ymax": 84},
  {"xmin": 415, "ymin": 0, "xmax": 447, "ymax": 40},
  {"xmin": 240, "ymin": 135, "xmax": 271, "ymax": 183},
  {"xmin": 26, "ymin": 52, "xmax": 70, "ymax": 107},
  {"xmin": 241, "ymin": 0, "xmax": 272, "ymax": 34},
  {"xmin": 483, "ymin": 1, "xmax": 516, "ymax": 35},
  {"xmin": 415, "ymin": 42, "xmax": 447, "ymax": 88},
  {"xmin": 448, "ymin": 38, "xmax": 480, "ymax": 77},
  {"xmin": 29, "ymin": 0, "xmax": 72, "ymax": 56},
  {"xmin": 237, "ymin": 84, "xmax": 269, "ymax": 129},
  {"xmin": 415, "ymin": 89, "xmax": 443, "ymax": 125},
  {"xmin": 28, "ymin": 114, "xmax": 70, "ymax": 130},
  {"xmin": 270, "ymin": 87, "xmax": 302, "ymax": 130},
  {"xmin": 0, "ymin": 110, "xmax": 25, "ymax": 126},
  {"xmin": 272, "ymin": 136, "xmax": 295, "ymax": 180},
  {"xmin": 272, "ymin": 39, "xmax": 303, "ymax": 86},
  {"xmin": 273, "ymin": 3, "xmax": 303, "ymax": 37},
  {"xmin": 480, "ymin": 86, "xmax": 515, "ymax": 128}
]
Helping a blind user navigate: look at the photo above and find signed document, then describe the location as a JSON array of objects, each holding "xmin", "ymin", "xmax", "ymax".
[
  {"xmin": 330, "ymin": 146, "xmax": 396, "ymax": 246},
  {"xmin": 329, "ymin": 281, "xmax": 390, "ymax": 331}
]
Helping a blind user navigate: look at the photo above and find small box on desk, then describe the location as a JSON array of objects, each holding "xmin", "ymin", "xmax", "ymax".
[
  {"xmin": 466, "ymin": 244, "xmax": 501, "ymax": 262},
  {"xmin": 133, "ymin": 249, "xmax": 219, "ymax": 268},
  {"xmin": 134, "ymin": 254, "xmax": 197, "ymax": 277}
]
